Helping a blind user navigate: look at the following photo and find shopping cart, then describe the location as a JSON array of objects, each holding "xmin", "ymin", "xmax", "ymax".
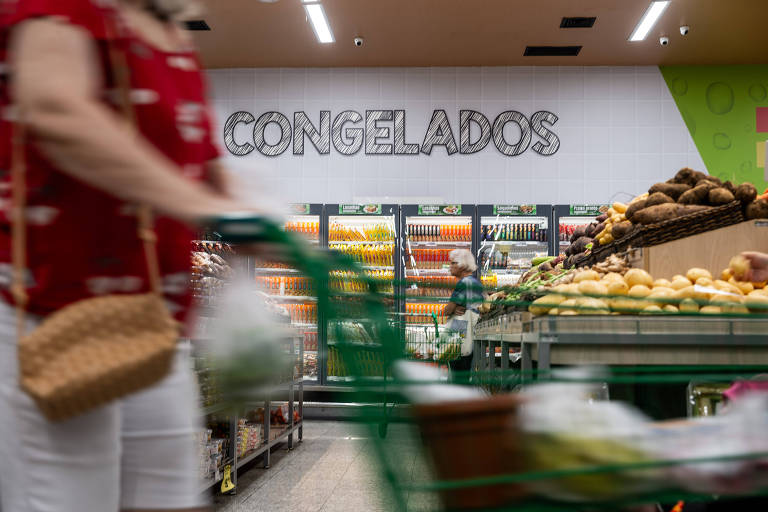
[{"xmin": 211, "ymin": 215, "xmax": 768, "ymax": 512}]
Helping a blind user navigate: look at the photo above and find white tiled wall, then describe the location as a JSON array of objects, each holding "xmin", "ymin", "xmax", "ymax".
[{"xmin": 207, "ymin": 66, "xmax": 705, "ymax": 205}]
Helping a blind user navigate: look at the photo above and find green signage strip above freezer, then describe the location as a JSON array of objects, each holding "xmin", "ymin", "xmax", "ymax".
[
  {"xmin": 569, "ymin": 205, "xmax": 610, "ymax": 216},
  {"xmin": 338, "ymin": 204, "xmax": 382, "ymax": 215},
  {"xmin": 290, "ymin": 203, "xmax": 311, "ymax": 214},
  {"xmin": 493, "ymin": 205, "xmax": 537, "ymax": 216},
  {"xmin": 417, "ymin": 205, "xmax": 462, "ymax": 216}
]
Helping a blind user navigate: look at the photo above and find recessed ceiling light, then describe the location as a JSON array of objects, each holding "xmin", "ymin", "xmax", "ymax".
[
  {"xmin": 629, "ymin": 1, "xmax": 670, "ymax": 42},
  {"xmin": 304, "ymin": 3, "xmax": 334, "ymax": 44}
]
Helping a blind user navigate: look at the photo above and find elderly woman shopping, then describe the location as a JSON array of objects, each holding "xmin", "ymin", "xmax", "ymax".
[{"xmin": 443, "ymin": 249, "xmax": 485, "ymax": 372}]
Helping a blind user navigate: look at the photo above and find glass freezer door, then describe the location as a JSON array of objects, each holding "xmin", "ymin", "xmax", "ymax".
[{"xmin": 478, "ymin": 215, "xmax": 549, "ymax": 288}]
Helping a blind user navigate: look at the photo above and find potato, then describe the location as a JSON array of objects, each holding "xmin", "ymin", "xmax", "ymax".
[
  {"xmin": 645, "ymin": 192, "xmax": 675, "ymax": 208},
  {"xmin": 674, "ymin": 285, "xmax": 709, "ymax": 301},
  {"xmin": 529, "ymin": 294, "xmax": 567, "ymax": 315},
  {"xmin": 629, "ymin": 285, "xmax": 652, "ymax": 297},
  {"xmin": 625, "ymin": 199, "xmax": 648, "ymax": 222},
  {"xmin": 649, "ymin": 182, "xmax": 691, "ymax": 201},
  {"xmin": 754, "ymin": 281, "xmax": 767, "ymax": 290},
  {"xmin": 670, "ymin": 277, "xmax": 693, "ymax": 290},
  {"xmin": 606, "ymin": 280, "xmax": 629, "ymax": 296},
  {"xmin": 610, "ymin": 298, "xmax": 645, "ymax": 313},
  {"xmin": 649, "ymin": 287, "xmax": 675, "ymax": 297},
  {"xmin": 729, "ymin": 277, "xmax": 754, "ymax": 294},
  {"xmin": 663, "ymin": 305, "xmax": 679, "ymax": 313},
  {"xmin": 745, "ymin": 199, "xmax": 768, "ymax": 220},
  {"xmin": 653, "ymin": 279, "xmax": 672, "ymax": 288},
  {"xmin": 687, "ymin": 268, "xmax": 712, "ymax": 282},
  {"xmin": 602, "ymin": 272, "xmax": 625, "ymax": 283},
  {"xmin": 625, "ymin": 268, "xmax": 654, "ymax": 288},
  {"xmin": 578, "ymin": 298, "xmax": 610, "ymax": 315},
  {"xmin": 574, "ymin": 269, "xmax": 601, "ymax": 283},
  {"xmin": 599, "ymin": 233, "xmax": 614, "ymax": 245},
  {"xmin": 553, "ymin": 283, "xmax": 581, "ymax": 296},
  {"xmin": 548, "ymin": 308, "xmax": 560, "ymax": 316},
  {"xmin": 611, "ymin": 221, "xmax": 633, "ymax": 240},
  {"xmin": 670, "ymin": 167, "xmax": 699, "ymax": 186},
  {"xmin": 560, "ymin": 310, "xmax": 578, "ymax": 316},
  {"xmin": 632, "ymin": 204, "xmax": 710, "ymax": 225},
  {"xmin": 696, "ymin": 277, "xmax": 714, "ymax": 288},
  {"xmin": 745, "ymin": 295, "xmax": 768, "ymax": 313},
  {"xmin": 729, "ymin": 255, "xmax": 750, "ymax": 280},
  {"xmin": 610, "ymin": 214, "xmax": 623, "ymax": 224},
  {"xmin": 612, "ymin": 202, "xmax": 628, "ymax": 214},
  {"xmin": 721, "ymin": 268, "xmax": 733, "ymax": 281},
  {"xmin": 700, "ymin": 306, "xmax": 722, "ymax": 314},
  {"xmin": 578, "ymin": 280, "xmax": 609, "ymax": 297},
  {"xmin": 630, "ymin": 193, "xmax": 649, "ymax": 204},
  {"xmin": 679, "ymin": 298, "xmax": 700, "ymax": 313},
  {"xmin": 749, "ymin": 289, "xmax": 768, "ymax": 298},
  {"xmin": 641, "ymin": 305, "xmax": 663, "ymax": 314},
  {"xmin": 708, "ymin": 187, "xmax": 735, "ymax": 206},
  {"xmin": 558, "ymin": 299, "xmax": 581, "ymax": 313},
  {"xmin": 721, "ymin": 303, "xmax": 749, "ymax": 314},
  {"xmin": 734, "ymin": 183, "xmax": 758, "ymax": 204}
]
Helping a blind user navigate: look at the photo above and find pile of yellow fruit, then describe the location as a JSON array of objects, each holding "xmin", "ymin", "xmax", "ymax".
[{"xmin": 530, "ymin": 260, "xmax": 768, "ymax": 316}]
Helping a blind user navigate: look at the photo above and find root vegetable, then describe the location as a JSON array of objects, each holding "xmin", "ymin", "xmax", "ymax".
[
  {"xmin": 612, "ymin": 202, "xmax": 628, "ymax": 214},
  {"xmin": 574, "ymin": 269, "xmax": 601, "ymax": 283},
  {"xmin": 664, "ymin": 305, "xmax": 679, "ymax": 313},
  {"xmin": 611, "ymin": 221, "xmax": 633, "ymax": 240},
  {"xmin": 606, "ymin": 280, "xmax": 629, "ymax": 296},
  {"xmin": 723, "ymin": 181, "xmax": 737, "ymax": 194},
  {"xmin": 721, "ymin": 268, "xmax": 733, "ymax": 281},
  {"xmin": 578, "ymin": 298, "xmax": 610, "ymax": 315},
  {"xmin": 700, "ymin": 306, "xmax": 722, "ymax": 314},
  {"xmin": 548, "ymin": 308, "xmax": 560, "ymax": 316},
  {"xmin": 578, "ymin": 280, "xmax": 609, "ymax": 296},
  {"xmin": 708, "ymin": 187, "xmax": 735, "ymax": 206},
  {"xmin": 729, "ymin": 277, "xmax": 754, "ymax": 294},
  {"xmin": 596, "ymin": 213, "xmax": 609, "ymax": 223},
  {"xmin": 735, "ymin": 183, "xmax": 758, "ymax": 204},
  {"xmin": 687, "ymin": 268, "xmax": 712, "ymax": 282},
  {"xmin": 631, "ymin": 204, "xmax": 710, "ymax": 225},
  {"xmin": 745, "ymin": 295, "xmax": 768, "ymax": 312},
  {"xmin": 746, "ymin": 199, "xmax": 768, "ymax": 220},
  {"xmin": 649, "ymin": 183, "xmax": 691, "ymax": 200},
  {"xmin": 696, "ymin": 277, "xmax": 714, "ymax": 288},
  {"xmin": 629, "ymin": 285, "xmax": 652, "ymax": 298},
  {"xmin": 679, "ymin": 298, "xmax": 700, "ymax": 313},
  {"xmin": 642, "ymin": 305, "xmax": 663, "ymax": 314},
  {"xmin": 570, "ymin": 236, "xmax": 595, "ymax": 255},
  {"xmin": 625, "ymin": 199, "xmax": 648, "ymax": 221},
  {"xmin": 645, "ymin": 192, "xmax": 675, "ymax": 208},
  {"xmin": 653, "ymin": 279, "xmax": 672, "ymax": 288},
  {"xmin": 529, "ymin": 294, "xmax": 567, "ymax": 315},
  {"xmin": 624, "ymin": 268, "xmax": 654, "ymax": 288},
  {"xmin": 729, "ymin": 255, "xmax": 750, "ymax": 280}
]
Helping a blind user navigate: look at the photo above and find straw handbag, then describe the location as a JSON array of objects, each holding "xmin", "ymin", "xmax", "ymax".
[{"xmin": 10, "ymin": 28, "xmax": 179, "ymax": 422}]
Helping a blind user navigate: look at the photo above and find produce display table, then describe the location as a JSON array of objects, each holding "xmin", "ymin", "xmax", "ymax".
[{"xmin": 474, "ymin": 315, "xmax": 768, "ymax": 376}]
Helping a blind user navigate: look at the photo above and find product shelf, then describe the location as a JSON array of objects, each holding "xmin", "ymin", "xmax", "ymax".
[
  {"xmin": 270, "ymin": 295, "xmax": 317, "ymax": 301},
  {"xmin": 328, "ymin": 240, "xmax": 394, "ymax": 245},
  {"xmin": 406, "ymin": 241, "xmax": 472, "ymax": 246},
  {"xmin": 254, "ymin": 268, "xmax": 303, "ymax": 275}
]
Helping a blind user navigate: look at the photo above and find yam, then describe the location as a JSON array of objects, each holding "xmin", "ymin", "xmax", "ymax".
[
  {"xmin": 745, "ymin": 199, "xmax": 768, "ymax": 220},
  {"xmin": 671, "ymin": 167, "xmax": 698, "ymax": 186},
  {"xmin": 708, "ymin": 187, "xmax": 735, "ymax": 206},
  {"xmin": 632, "ymin": 204, "xmax": 710, "ymax": 225},
  {"xmin": 625, "ymin": 199, "xmax": 648, "ymax": 222},
  {"xmin": 611, "ymin": 221, "xmax": 633, "ymax": 240},
  {"xmin": 734, "ymin": 183, "xmax": 758, "ymax": 204},
  {"xmin": 648, "ymin": 182, "xmax": 691, "ymax": 200},
  {"xmin": 722, "ymin": 181, "xmax": 737, "ymax": 194},
  {"xmin": 645, "ymin": 192, "xmax": 675, "ymax": 208}
]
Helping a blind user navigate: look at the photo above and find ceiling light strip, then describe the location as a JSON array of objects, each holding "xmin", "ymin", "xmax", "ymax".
[
  {"xmin": 629, "ymin": 1, "xmax": 670, "ymax": 42},
  {"xmin": 304, "ymin": 3, "xmax": 335, "ymax": 43}
]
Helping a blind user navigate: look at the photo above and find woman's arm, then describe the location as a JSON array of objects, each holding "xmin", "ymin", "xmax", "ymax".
[{"xmin": 10, "ymin": 18, "xmax": 249, "ymax": 224}]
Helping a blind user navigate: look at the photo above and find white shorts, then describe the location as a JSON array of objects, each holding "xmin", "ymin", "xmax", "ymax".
[{"xmin": 0, "ymin": 302, "xmax": 208, "ymax": 511}]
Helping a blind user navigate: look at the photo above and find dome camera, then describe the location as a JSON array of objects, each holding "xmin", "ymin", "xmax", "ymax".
[
  {"xmin": 354, "ymin": 37, "xmax": 364, "ymax": 47},
  {"xmin": 680, "ymin": 25, "xmax": 690, "ymax": 36},
  {"xmin": 659, "ymin": 36, "xmax": 670, "ymax": 46}
]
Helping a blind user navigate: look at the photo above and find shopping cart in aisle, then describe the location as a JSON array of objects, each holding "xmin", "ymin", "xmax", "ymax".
[{"xmin": 211, "ymin": 215, "xmax": 768, "ymax": 512}]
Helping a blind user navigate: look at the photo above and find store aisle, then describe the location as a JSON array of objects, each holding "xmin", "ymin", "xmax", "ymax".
[{"xmin": 213, "ymin": 420, "xmax": 435, "ymax": 512}]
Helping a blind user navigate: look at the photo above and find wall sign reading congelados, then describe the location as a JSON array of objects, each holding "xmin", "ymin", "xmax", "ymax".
[{"xmin": 223, "ymin": 109, "xmax": 560, "ymax": 158}]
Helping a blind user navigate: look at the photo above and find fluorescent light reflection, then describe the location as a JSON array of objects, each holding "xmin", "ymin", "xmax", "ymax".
[
  {"xmin": 304, "ymin": 3, "xmax": 335, "ymax": 44},
  {"xmin": 629, "ymin": 1, "xmax": 670, "ymax": 41}
]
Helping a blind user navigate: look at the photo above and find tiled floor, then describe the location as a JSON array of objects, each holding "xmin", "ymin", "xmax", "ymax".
[{"xmin": 213, "ymin": 421, "xmax": 438, "ymax": 512}]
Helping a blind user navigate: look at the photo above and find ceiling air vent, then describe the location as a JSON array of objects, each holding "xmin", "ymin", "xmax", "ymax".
[
  {"xmin": 560, "ymin": 17, "xmax": 596, "ymax": 28},
  {"xmin": 184, "ymin": 20, "xmax": 211, "ymax": 31},
  {"xmin": 524, "ymin": 46, "xmax": 582, "ymax": 57}
]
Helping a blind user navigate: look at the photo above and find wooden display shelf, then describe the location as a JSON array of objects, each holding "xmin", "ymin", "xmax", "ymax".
[{"xmin": 626, "ymin": 220, "xmax": 768, "ymax": 279}]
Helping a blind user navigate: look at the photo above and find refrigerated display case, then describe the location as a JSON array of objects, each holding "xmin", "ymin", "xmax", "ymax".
[
  {"xmin": 553, "ymin": 204, "xmax": 610, "ymax": 257},
  {"xmin": 325, "ymin": 204, "xmax": 399, "ymax": 382},
  {"xmin": 400, "ymin": 204, "xmax": 475, "ymax": 354},
  {"xmin": 476, "ymin": 204, "xmax": 553, "ymax": 288},
  {"xmin": 254, "ymin": 204, "xmax": 323, "ymax": 382}
]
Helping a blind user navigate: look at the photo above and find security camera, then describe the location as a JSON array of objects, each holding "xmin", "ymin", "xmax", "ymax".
[
  {"xmin": 680, "ymin": 25, "xmax": 690, "ymax": 36},
  {"xmin": 353, "ymin": 37, "xmax": 364, "ymax": 47},
  {"xmin": 659, "ymin": 36, "xmax": 669, "ymax": 46}
]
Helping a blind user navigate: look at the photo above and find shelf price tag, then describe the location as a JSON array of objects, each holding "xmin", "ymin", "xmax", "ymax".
[
  {"xmin": 290, "ymin": 203, "xmax": 311, "ymax": 214},
  {"xmin": 418, "ymin": 204, "xmax": 461, "ymax": 216},
  {"xmin": 339, "ymin": 204, "xmax": 382, "ymax": 215},
  {"xmin": 493, "ymin": 204, "xmax": 537, "ymax": 216},
  {"xmin": 569, "ymin": 204, "xmax": 610, "ymax": 216}
]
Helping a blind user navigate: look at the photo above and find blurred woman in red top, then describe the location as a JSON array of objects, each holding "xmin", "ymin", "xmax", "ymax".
[{"xmin": 0, "ymin": 1, "xmax": 253, "ymax": 510}]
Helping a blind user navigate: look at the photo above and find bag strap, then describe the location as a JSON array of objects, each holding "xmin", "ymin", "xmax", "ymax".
[{"xmin": 11, "ymin": 11, "xmax": 164, "ymax": 338}]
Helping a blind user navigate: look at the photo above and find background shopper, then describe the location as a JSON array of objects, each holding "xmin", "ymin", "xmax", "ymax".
[
  {"xmin": 0, "ymin": 0, "xmax": 260, "ymax": 511},
  {"xmin": 444, "ymin": 249, "xmax": 484, "ymax": 373}
]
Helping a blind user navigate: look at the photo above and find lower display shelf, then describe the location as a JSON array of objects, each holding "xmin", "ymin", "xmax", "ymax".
[{"xmin": 236, "ymin": 421, "xmax": 303, "ymax": 469}]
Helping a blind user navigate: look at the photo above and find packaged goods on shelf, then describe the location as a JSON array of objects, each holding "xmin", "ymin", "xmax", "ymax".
[
  {"xmin": 329, "ymin": 243, "xmax": 394, "ymax": 266},
  {"xmin": 303, "ymin": 352, "xmax": 317, "ymax": 379},
  {"xmin": 256, "ymin": 276, "xmax": 314, "ymax": 296},
  {"xmin": 405, "ymin": 275, "xmax": 457, "ymax": 297},
  {"xmin": 303, "ymin": 331, "xmax": 318, "ymax": 351},
  {"xmin": 284, "ymin": 220, "xmax": 319, "ymax": 239},
  {"xmin": 405, "ymin": 248, "xmax": 452, "ymax": 269},
  {"xmin": 482, "ymin": 223, "xmax": 546, "ymax": 242},
  {"xmin": 330, "ymin": 270, "xmax": 394, "ymax": 294},
  {"xmin": 198, "ymin": 432, "xmax": 228, "ymax": 482},
  {"xmin": 279, "ymin": 303, "xmax": 317, "ymax": 324},
  {"xmin": 329, "ymin": 221, "xmax": 394, "ymax": 242},
  {"xmin": 405, "ymin": 303, "xmax": 446, "ymax": 324},
  {"xmin": 407, "ymin": 223, "xmax": 471, "ymax": 242},
  {"xmin": 235, "ymin": 419, "xmax": 263, "ymax": 458}
]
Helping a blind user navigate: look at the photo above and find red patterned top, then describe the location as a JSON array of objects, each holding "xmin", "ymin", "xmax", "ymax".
[{"xmin": 0, "ymin": 0, "xmax": 219, "ymax": 322}]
